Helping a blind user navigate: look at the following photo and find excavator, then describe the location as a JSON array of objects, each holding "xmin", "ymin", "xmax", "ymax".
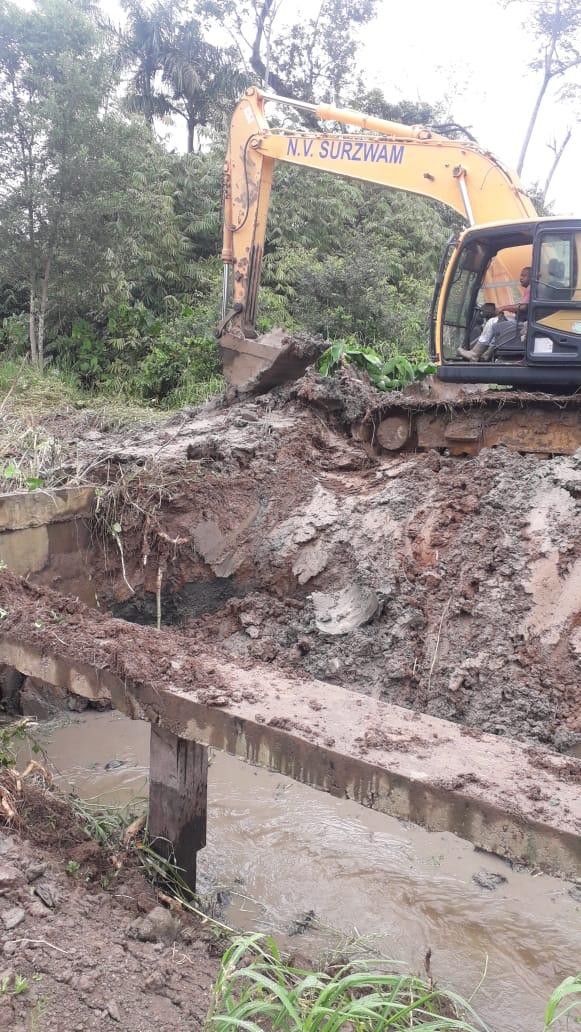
[{"xmin": 218, "ymin": 88, "xmax": 581, "ymax": 454}]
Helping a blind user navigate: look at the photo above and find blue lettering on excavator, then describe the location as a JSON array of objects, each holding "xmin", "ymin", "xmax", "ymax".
[{"xmin": 286, "ymin": 137, "xmax": 405, "ymax": 164}]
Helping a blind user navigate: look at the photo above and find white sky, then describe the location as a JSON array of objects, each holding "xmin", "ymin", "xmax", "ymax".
[
  {"xmin": 100, "ymin": 0, "xmax": 579, "ymax": 212},
  {"xmin": 357, "ymin": 0, "xmax": 579, "ymax": 212}
]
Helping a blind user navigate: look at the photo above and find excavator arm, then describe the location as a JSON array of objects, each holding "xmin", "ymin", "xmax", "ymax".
[{"xmin": 220, "ymin": 87, "xmax": 536, "ymax": 344}]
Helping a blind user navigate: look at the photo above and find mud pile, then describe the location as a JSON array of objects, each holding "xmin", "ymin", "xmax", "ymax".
[
  {"xmin": 68, "ymin": 372, "xmax": 581, "ymax": 752},
  {"xmin": 0, "ymin": 788, "xmax": 217, "ymax": 1030}
]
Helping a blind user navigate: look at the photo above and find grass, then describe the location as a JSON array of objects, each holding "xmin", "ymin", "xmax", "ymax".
[
  {"xmin": 0, "ymin": 357, "xmax": 225, "ymax": 492},
  {"xmin": 67, "ymin": 793, "xmax": 144, "ymax": 848},
  {"xmin": 544, "ymin": 974, "xmax": 581, "ymax": 1029},
  {"xmin": 0, "ymin": 359, "xmax": 169, "ymax": 491},
  {"xmin": 206, "ymin": 934, "xmax": 489, "ymax": 1032}
]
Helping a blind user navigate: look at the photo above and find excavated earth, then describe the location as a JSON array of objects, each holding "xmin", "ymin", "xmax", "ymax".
[
  {"xmin": 0, "ymin": 793, "xmax": 219, "ymax": 1031},
  {"xmin": 13, "ymin": 364, "xmax": 578, "ymax": 752},
  {"xmin": 1, "ymin": 363, "xmax": 581, "ymax": 1030}
]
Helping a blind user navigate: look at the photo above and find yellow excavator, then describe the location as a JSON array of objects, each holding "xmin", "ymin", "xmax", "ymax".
[{"xmin": 218, "ymin": 88, "xmax": 581, "ymax": 453}]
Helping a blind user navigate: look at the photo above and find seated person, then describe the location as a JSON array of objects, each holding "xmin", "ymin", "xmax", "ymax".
[{"xmin": 458, "ymin": 266, "xmax": 531, "ymax": 362}]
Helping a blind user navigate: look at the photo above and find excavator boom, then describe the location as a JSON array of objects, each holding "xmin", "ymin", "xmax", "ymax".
[{"xmin": 221, "ymin": 87, "xmax": 535, "ymax": 362}]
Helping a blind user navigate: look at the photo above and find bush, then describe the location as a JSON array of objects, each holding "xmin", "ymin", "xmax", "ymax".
[{"xmin": 55, "ymin": 300, "xmax": 223, "ymax": 406}]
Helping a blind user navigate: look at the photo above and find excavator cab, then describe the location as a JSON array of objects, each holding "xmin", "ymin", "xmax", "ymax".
[{"xmin": 433, "ymin": 219, "xmax": 581, "ymax": 387}]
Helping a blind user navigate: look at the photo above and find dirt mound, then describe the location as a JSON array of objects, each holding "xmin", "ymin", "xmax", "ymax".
[
  {"xmin": 0, "ymin": 788, "xmax": 217, "ymax": 1030},
  {"xmin": 57, "ymin": 382, "xmax": 580, "ymax": 752}
]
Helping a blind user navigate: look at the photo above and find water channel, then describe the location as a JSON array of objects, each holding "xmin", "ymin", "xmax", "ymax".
[{"xmin": 25, "ymin": 709, "xmax": 581, "ymax": 1032}]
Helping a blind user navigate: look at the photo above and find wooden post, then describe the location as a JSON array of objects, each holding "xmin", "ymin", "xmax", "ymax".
[{"xmin": 148, "ymin": 725, "xmax": 208, "ymax": 890}]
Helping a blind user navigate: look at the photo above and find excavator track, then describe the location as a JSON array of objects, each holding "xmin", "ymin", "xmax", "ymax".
[{"xmin": 355, "ymin": 385, "xmax": 581, "ymax": 457}]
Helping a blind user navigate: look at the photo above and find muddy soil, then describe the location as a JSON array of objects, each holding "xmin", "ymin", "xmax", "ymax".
[
  {"xmin": 0, "ymin": 781, "xmax": 219, "ymax": 1031},
  {"xmin": 59, "ymin": 370, "xmax": 581, "ymax": 751}
]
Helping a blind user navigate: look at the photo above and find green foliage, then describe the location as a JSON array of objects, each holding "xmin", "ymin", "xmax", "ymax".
[
  {"xmin": 207, "ymin": 934, "xmax": 487, "ymax": 1031},
  {"xmin": 318, "ymin": 338, "xmax": 435, "ymax": 391},
  {"xmin": 56, "ymin": 299, "xmax": 223, "ymax": 407},
  {"xmin": 201, "ymin": 0, "xmax": 378, "ymax": 105},
  {"xmin": 0, "ymin": 0, "xmax": 457, "ymax": 406},
  {"xmin": 265, "ymin": 168, "xmax": 457, "ymax": 351},
  {"xmin": 0, "ymin": 720, "xmax": 33, "ymax": 767},
  {"xmin": 544, "ymin": 974, "xmax": 581, "ymax": 1029}
]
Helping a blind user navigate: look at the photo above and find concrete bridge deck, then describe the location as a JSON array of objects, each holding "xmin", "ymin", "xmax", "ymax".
[{"xmin": 0, "ymin": 572, "xmax": 579, "ymax": 884}]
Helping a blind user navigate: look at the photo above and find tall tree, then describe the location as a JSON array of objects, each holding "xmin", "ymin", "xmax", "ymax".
[
  {"xmin": 110, "ymin": 0, "xmax": 175, "ymax": 126},
  {"xmin": 506, "ymin": 0, "xmax": 581, "ymax": 175},
  {"xmin": 161, "ymin": 19, "xmax": 247, "ymax": 152},
  {"xmin": 0, "ymin": 0, "xmax": 188, "ymax": 367},
  {"xmin": 201, "ymin": 0, "xmax": 378, "ymax": 104}
]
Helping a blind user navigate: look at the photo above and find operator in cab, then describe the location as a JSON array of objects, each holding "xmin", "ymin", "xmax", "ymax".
[{"xmin": 458, "ymin": 266, "xmax": 531, "ymax": 362}]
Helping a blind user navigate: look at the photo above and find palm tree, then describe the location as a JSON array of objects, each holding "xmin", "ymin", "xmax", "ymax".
[
  {"xmin": 162, "ymin": 20, "xmax": 248, "ymax": 152},
  {"xmin": 105, "ymin": 0, "xmax": 177, "ymax": 126}
]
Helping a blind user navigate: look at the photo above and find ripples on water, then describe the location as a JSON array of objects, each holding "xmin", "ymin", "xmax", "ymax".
[{"xmin": 32, "ymin": 711, "xmax": 581, "ymax": 1032}]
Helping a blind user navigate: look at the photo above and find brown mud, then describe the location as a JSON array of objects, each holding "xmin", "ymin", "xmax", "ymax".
[
  {"xmin": 0, "ymin": 779, "xmax": 219, "ymax": 1031},
  {"xmin": 64, "ymin": 370, "xmax": 581, "ymax": 750},
  {"xmin": 1, "ymin": 365, "xmax": 581, "ymax": 1031}
]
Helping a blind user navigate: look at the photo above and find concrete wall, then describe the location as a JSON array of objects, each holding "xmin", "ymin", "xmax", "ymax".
[
  {"xmin": 0, "ymin": 486, "xmax": 95, "ymax": 604},
  {"xmin": 0, "ymin": 486, "xmax": 97, "ymax": 715}
]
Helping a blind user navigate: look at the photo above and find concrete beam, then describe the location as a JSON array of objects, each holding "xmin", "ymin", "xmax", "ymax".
[
  {"xmin": 0, "ymin": 632, "xmax": 579, "ymax": 879},
  {"xmin": 0, "ymin": 487, "xmax": 94, "ymax": 532},
  {"xmin": 149, "ymin": 726, "xmax": 207, "ymax": 888}
]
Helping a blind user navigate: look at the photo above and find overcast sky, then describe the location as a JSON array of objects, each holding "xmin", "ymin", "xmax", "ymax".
[{"xmin": 357, "ymin": 0, "xmax": 579, "ymax": 212}]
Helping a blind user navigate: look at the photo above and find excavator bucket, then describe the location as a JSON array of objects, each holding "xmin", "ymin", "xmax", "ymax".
[{"xmin": 219, "ymin": 329, "xmax": 324, "ymax": 394}]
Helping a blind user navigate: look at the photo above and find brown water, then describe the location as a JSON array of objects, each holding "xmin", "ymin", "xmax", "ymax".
[{"xmin": 28, "ymin": 710, "xmax": 581, "ymax": 1032}]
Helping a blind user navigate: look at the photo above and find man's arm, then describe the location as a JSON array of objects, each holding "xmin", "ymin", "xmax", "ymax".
[{"xmin": 497, "ymin": 286, "xmax": 530, "ymax": 316}]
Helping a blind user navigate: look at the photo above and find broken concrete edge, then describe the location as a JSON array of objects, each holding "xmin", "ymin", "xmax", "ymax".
[
  {"xmin": 0, "ymin": 632, "xmax": 579, "ymax": 880},
  {"xmin": 0, "ymin": 486, "xmax": 95, "ymax": 532},
  {"xmin": 0, "ymin": 639, "xmax": 113, "ymax": 702}
]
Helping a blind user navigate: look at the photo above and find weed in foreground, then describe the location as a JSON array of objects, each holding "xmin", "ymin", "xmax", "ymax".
[
  {"xmin": 544, "ymin": 974, "xmax": 581, "ymax": 1029},
  {"xmin": 205, "ymin": 933, "xmax": 489, "ymax": 1032},
  {"xmin": 67, "ymin": 793, "xmax": 145, "ymax": 848}
]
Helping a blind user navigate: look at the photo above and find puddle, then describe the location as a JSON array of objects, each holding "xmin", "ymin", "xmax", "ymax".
[{"xmin": 26, "ymin": 710, "xmax": 581, "ymax": 1032}]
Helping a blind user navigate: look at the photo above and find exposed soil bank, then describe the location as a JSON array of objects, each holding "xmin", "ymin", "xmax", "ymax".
[
  {"xmin": 0, "ymin": 778, "xmax": 219, "ymax": 1031},
  {"xmin": 72, "ymin": 377, "xmax": 581, "ymax": 751}
]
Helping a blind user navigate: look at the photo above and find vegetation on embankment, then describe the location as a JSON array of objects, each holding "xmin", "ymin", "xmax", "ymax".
[{"xmin": 0, "ymin": 0, "xmax": 457, "ymax": 409}]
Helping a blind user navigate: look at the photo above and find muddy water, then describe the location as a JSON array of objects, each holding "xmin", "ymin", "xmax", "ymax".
[{"xmin": 30, "ymin": 710, "xmax": 581, "ymax": 1032}]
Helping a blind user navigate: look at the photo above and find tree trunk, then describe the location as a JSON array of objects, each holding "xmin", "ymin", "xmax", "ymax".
[
  {"xmin": 28, "ymin": 283, "xmax": 38, "ymax": 368},
  {"xmin": 187, "ymin": 118, "xmax": 195, "ymax": 153},
  {"xmin": 541, "ymin": 127, "xmax": 572, "ymax": 207},
  {"xmin": 27, "ymin": 197, "xmax": 39, "ymax": 368},
  {"xmin": 517, "ymin": 72, "xmax": 550, "ymax": 176},
  {"xmin": 37, "ymin": 252, "xmax": 52, "ymax": 373}
]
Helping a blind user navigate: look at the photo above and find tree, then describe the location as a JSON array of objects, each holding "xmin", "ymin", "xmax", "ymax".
[
  {"xmin": 0, "ymin": 0, "xmax": 189, "ymax": 367},
  {"xmin": 541, "ymin": 125, "xmax": 573, "ymax": 206},
  {"xmin": 161, "ymin": 19, "xmax": 247, "ymax": 152},
  {"xmin": 108, "ymin": 3, "xmax": 246, "ymax": 152},
  {"xmin": 110, "ymin": 0, "xmax": 175, "ymax": 126},
  {"xmin": 506, "ymin": 0, "xmax": 581, "ymax": 176},
  {"xmin": 201, "ymin": 0, "xmax": 378, "ymax": 104}
]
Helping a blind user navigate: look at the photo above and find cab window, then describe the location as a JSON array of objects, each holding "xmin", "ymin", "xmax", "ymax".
[
  {"xmin": 537, "ymin": 233, "xmax": 581, "ymax": 301},
  {"xmin": 442, "ymin": 242, "xmax": 488, "ymax": 358}
]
